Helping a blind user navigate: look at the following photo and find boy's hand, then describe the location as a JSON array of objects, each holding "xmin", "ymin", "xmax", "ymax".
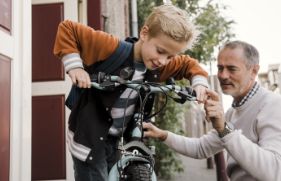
[
  {"xmin": 143, "ymin": 122, "xmax": 168, "ymax": 141},
  {"xmin": 68, "ymin": 68, "xmax": 91, "ymax": 88},
  {"xmin": 204, "ymin": 89, "xmax": 225, "ymax": 132},
  {"xmin": 193, "ymin": 85, "xmax": 208, "ymax": 103}
]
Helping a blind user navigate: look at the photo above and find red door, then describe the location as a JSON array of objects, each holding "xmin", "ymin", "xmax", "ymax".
[{"xmin": 31, "ymin": 0, "xmax": 78, "ymax": 180}]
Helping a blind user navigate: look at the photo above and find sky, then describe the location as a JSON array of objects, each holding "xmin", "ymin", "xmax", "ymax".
[{"xmin": 224, "ymin": 0, "xmax": 281, "ymax": 73}]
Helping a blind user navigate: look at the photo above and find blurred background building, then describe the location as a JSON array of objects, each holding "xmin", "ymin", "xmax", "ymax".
[{"xmin": 258, "ymin": 63, "xmax": 281, "ymax": 93}]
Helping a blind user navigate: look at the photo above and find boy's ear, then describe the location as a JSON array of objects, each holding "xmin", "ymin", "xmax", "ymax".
[{"xmin": 140, "ymin": 26, "xmax": 149, "ymax": 40}]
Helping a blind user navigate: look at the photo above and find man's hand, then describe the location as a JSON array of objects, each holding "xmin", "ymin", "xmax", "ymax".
[
  {"xmin": 204, "ymin": 89, "xmax": 225, "ymax": 132},
  {"xmin": 143, "ymin": 122, "xmax": 168, "ymax": 141},
  {"xmin": 68, "ymin": 68, "xmax": 91, "ymax": 88},
  {"xmin": 193, "ymin": 85, "xmax": 208, "ymax": 103}
]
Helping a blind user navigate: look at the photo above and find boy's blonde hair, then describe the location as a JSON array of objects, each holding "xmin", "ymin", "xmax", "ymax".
[{"xmin": 144, "ymin": 5, "xmax": 199, "ymax": 49}]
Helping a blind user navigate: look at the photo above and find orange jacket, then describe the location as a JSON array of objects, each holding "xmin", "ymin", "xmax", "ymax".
[{"xmin": 54, "ymin": 20, "xmax": 208, "ymax": 83}]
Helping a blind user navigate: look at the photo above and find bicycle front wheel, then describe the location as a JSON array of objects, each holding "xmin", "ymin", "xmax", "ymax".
[{"xmin": 122, "ymin": 162, "xmax": 152, "ymax": 181}]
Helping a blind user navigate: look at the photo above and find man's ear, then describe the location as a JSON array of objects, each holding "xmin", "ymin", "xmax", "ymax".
[
  {"xmin": 253, "ymin": 64, "xmax": 260, "ymax": 74},
  {"xmin": 140, "ymin": 26, "xmax": 149, "ymax": 40},
  {"xmin": 252, "ymin": 64, "xmax": 260, "ymax": 78}
]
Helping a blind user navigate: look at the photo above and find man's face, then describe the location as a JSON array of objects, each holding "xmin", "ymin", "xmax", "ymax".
[
  {"xmin": 139, "ymin": 27, "xmax": 187, "ymax": 70},
  {"xmin": 217, "ymin": 47, "xmax": 258, "ymax": 101}
]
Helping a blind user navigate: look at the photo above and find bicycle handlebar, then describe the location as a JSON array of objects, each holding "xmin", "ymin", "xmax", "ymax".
[{"xmin": 90, "ymin": 72, "xmax": 197, "ymax": 103}]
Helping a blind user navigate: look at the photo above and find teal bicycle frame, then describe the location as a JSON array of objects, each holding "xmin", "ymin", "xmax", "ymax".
[{"xmin": 91, "ymin": 73, "xmax": 196, "ymax": 181}]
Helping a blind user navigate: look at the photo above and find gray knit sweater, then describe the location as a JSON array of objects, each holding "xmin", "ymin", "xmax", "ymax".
[{"xmin": 164, "ymin": 87, "xmax": 281, "ymax": 181}]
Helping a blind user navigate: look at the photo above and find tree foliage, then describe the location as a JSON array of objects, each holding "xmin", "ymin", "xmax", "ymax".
[
  {"xmin": 150, "ymin": 82, "xmax": 188, "ymax": 179},
  {"xmin": 137, "ymin": 0, "xmax": 235, "ymax": 179},
  {"xmin": 184, "ymin": 1, "xmax": 235, "ymax": 63}
]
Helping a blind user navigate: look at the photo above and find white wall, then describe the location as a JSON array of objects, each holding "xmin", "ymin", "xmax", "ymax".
[{"xmin": 102, "ymin": 0, "xmax": 130, "ymax": 39}]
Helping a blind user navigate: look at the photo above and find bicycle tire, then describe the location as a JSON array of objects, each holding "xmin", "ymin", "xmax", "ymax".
[{"xmin": 121, "ymin": 162, "xmax": 151, "ymax": 181}]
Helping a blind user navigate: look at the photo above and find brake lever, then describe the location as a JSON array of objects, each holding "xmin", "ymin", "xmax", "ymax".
[
  {"xmin": 90, "ymin": 72, "xmax": 120, "ymax": 89},
  {"xmin": 185, "ymin": 87, "xmax": 197, "ymax": 98},
  {"xmin": 175, "ymin": 87, "xmax": 197, "ymax": 103},
  {"xmin": 90, "ymin": 72, "xmax": 107, "ymax": 83}
]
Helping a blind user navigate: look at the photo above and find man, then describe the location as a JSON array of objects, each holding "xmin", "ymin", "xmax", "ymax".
[{"xmin": 143, "ymin": 41, "xmax": 281, "ymax": 180}]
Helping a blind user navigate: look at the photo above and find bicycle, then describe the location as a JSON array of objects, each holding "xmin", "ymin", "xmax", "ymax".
[{"xmin": 90, "ymin": 71, "xmax": 197, "ymax": 181}]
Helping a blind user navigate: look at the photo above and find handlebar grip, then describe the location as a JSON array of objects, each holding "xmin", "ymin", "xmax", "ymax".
[
  {"xmin": 90, "ymin": 72, "xmax": 105, "ymax": 83},
  {"xmin": 185, "ymin": 87, "xmax": 197, "ymax": 97},
  {"xmin": 175, "ymin": 87, "xmax": 197, "ymax": 103}
]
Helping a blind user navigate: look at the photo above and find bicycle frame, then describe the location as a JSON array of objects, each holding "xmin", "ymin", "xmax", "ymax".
[{"xmin": 90, "ymin": 72, "xmax": 196, "ymax": 181}]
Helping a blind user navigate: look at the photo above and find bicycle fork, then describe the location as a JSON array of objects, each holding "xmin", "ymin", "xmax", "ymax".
[{"xmin": 108, "ymin": 112, "xmax": 157, "ymax": 180}]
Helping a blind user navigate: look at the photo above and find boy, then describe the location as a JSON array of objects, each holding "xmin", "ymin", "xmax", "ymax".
[{"xmin": 54, "ymin": 4, "xmax": 209, "ymax": 181}]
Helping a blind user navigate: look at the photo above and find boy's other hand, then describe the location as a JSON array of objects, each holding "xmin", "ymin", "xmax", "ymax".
[
  {"xmin": 193, "ymin": 85, "xmax": 208, "ymax": 103},
  {"xmin": 68, "ymin": 68, "xmax": 91, "ymax": 88}
]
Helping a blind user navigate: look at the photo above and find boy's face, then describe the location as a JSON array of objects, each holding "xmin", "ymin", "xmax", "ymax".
[{"xmin": 139, "ymin": 26, "xmax": 187, "ymax": 70}]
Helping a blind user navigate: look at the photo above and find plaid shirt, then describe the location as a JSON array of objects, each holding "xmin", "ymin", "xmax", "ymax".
[{"xmin": 232, "ymin": 82, "xmax": 260, "ymax": 107}]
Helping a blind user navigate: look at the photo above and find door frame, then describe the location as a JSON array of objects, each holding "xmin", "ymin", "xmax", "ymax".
[{"xmin": 7, "ymin": 0, "xmax": 32, "ymax": 181}]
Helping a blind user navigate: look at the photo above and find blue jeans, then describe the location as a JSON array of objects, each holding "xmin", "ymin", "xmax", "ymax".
[{"xmin": 72, "ymin": 137, "xmax": 118, "ymax": 181}]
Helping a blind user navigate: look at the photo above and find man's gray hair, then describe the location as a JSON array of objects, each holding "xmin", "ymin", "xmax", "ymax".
[{"xmin": 221, "ymin": 40, "xmax": 259, "ymax": 68}]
